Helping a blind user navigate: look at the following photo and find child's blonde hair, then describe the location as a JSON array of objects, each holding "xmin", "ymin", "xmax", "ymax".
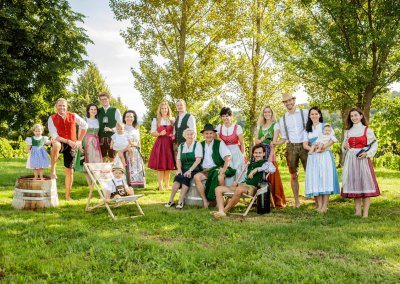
[
  {"xmin": 116, "ymin": 122, "xmax": 125, "ymax": 129},
  {"xmin": 31, "ymin": 123, "xmax": 44, "ymax": 132},
  {"xmin": 156, "ymin": 101, "xmax": 173, "ymax": 127}
]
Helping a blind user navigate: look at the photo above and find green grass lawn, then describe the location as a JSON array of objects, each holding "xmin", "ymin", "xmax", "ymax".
[{"xmin": 0, "ymin": 158, "xmax": 399, "ymax": 283}]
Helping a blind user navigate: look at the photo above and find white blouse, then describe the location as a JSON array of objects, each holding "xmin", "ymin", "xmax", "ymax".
[
  {"xmin": 124, "ymin": 125, "xmax": 140, "ymax": 143},
  {"xmin": 86, "ymin": 118, "xmax": 100, "ymax": 128},
  {"xmin": 177, "ymin": 141, "xmax": 203, "ymax": 160},
  {"xmin": 215, "ymin": 124, "xmax": 243, "ymax": 136},
  {"xmin": 25, "ymin": 136, "xmax": 49, "ymax": 145},
  {"xmin": 342, "ymin": 122, "xmax": 378, "ymax": 157},
  {"xmin": 151, "ymin": 118, "xmax": 173, "ymax": 132}
]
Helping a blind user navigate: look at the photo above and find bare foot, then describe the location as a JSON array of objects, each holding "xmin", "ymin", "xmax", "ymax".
[
  {"xmin": 203, "ymin": 200, "xmax": 210, "ymax": 208},
  {"xmin": 65, "ymin": 196, "xmax": 73, "ymax": 201},
  {"xmin": 213, "ymin": 211, "xmax": 227, "ymax": 218},
  {"xmin": 295, "ymin": 201, "xmax": 301, "ymax": 208},
  {"xmin": 51, "ymin": 173, "xmax": 57, "ymax": 179}
]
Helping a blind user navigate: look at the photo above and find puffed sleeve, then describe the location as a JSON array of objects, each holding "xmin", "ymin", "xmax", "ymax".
[
  {"xmin": 366, "ymin": 128, "xmax": 378, "ymax": 158},
  {"xmin": 219, "ymin": 140, "xmax": 231, "ymax": 158},
  {"xmin": 215, "ymin": 125, "xmax": 222, "ymax": 134},
  {"xmin": 273, "ymin": 123, "xmax": 280, "ymax": 131},
  {"xmin": 195, "ymin": 141, "xmax": 203, "ymax": 158},
  {"xmin": 151, "ymin": 118, "xmax": 157, "ymax": 132},
  {"xmin": 43, "ymin": 136, "xmax": 50, "ymax": 144},
  {"xmin": 236, "ymin": 124, "xmax": 243, "ymax": 135},
  {"xmin": 25, "ymin": 137, "xmax": 32, "ymax": 145},
  {"xmin": 303, "ymin": 130, "xmax": 309, "ymax": 143}
]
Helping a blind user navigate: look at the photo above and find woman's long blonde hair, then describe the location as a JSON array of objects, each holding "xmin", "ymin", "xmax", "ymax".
[
  {"xmin": 156, "ymin": 101, "xmax": 174, "ymax": 126},
  {"xmin": 257, "ymin": 105, "xmax": 277, "ymax": 126}
]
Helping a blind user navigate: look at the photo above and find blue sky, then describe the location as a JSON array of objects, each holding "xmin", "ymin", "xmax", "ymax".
[
  {"xmin": 68, "ymin": 0, "xmax": 146, "ymax": 117},
  {"xmin": 68, "ymin": 0, "xmax": 399, "ymax": 119}
]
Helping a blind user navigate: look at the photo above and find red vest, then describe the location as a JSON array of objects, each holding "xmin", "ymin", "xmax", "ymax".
[
  {"xmin": 348, "ymin": 126, "xmax": 368, "ymax": 149},
  {"xmin": 51, "ymin": 112, "xmax": 77, "ymax": 141}
]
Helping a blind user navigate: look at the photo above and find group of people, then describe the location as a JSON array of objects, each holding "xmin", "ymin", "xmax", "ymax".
[{"xmin": 25, "ymin": 91, "xmax": 380, "ymax": 217}]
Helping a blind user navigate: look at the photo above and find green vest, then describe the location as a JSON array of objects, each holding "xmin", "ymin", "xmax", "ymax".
[
  {"xmin": 98, "ymin": 107, "xmax": 117, "ymax": 138},
  {"xmin": 174, "ymin": 113, "xmax": 191, "ymax": 145},
  {"xmin": 31, "ymin": 136, "xmax": 45, "ymax": 147},
  {"xmin": 180, "ymin": 142, "xmax": 202, "ymax": 172},
  {"xmin": 201, "ymin": 139, "xmax": 225, "ymax": 167},
  {"xmin": 244, "ymin": 160, "xmax": 265, "ymax": 187}
]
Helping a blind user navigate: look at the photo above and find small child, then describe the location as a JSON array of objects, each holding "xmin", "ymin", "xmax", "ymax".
[
  {"xmin": 25, "ymin": 124, "xmax": 51, "ymax": 180},
  {"xmin": 110, "ymin": 123, "xmax": 134, "ymax": 166},
  {"xmin": 105, "ymin": 166, "xmax": 134, "ymax": 202},
  {"xmin": 309, "ymin": 124, "xmax": 334, "ymax": 154}
]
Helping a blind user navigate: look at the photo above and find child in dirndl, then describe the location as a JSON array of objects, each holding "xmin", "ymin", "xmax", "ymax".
[{"xmin": 25, "ymin": 124, "xmax": 51, "ymax": 180}]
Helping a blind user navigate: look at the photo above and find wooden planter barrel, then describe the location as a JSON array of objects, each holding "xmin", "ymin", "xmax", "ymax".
[{"xmin": 12, "ymin": 176, "xmax": 59, "ymax": 210}]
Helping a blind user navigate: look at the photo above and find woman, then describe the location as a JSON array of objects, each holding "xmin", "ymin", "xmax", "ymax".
[
  {"xmin": 123, "ymin": 110, "xmax": 146, "ymax": 188},
  {"xmin": 254, "ymin": 105, "xmax": 286, "ymax": 208},
  {"xmin": 341, "ymin": 107, "xmax": 380, "ymax": 217},
  {"xmin": 148, "ymin": 101, "xmax": 176, "ymax": 190},
  {"xmin": 75, "ymin": 103, "xmax": 103, "ymax": 173},
  {"xmin": 216, "ymin": 107, "xmax": 245, "ymax": 186},
  {"xmin": 165, "ymin": 128, "xmax": 202, "ymax": 209},
  {"xmin": 303, "ymin": 106, "xmax": 340, "ymax": 213}
]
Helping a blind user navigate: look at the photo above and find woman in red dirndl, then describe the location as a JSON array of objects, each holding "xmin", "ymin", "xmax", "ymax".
[{"xmin": 148, "ymin": 101, "xmax": 176, "ymax": 190}]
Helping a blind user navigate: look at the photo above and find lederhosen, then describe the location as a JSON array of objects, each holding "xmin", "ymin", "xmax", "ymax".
[{"xmin": 110, "ymin": 179, "xmax": 129, "ymax": 198}]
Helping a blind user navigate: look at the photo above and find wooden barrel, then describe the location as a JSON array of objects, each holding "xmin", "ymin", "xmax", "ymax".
[
  {"xmin": 185, "ymin": 180, "xmax": 205, "ymax": 207},
  {"xmin": 12, "ymin": 176, "xmax": 59, "ymax": 210}
]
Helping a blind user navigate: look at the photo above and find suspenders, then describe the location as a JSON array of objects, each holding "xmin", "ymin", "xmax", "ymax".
[{"xmin": 282, "ymin": 109, "xmax": 306, "ymax": 144}]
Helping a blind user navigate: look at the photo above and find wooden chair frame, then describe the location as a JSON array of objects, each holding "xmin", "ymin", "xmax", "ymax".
[{"xmin": 84, "ymin": 163, "xmax": 144, "ymax": 221}]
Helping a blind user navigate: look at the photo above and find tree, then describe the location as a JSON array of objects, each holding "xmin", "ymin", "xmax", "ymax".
[
  {"xmin": 279, "ymin": 0, "xmax": 400, "ymax": 122},
  {"xmin": 110, "ymin": 0, "xmax": 240, "ymax": 120},
  {"xmin": 0, "ymin": 0, "xmax": 91, "ymax": 133},
  {"xmin": 225, "ymin": 0, "xmax": 297, "ymax": 150}
]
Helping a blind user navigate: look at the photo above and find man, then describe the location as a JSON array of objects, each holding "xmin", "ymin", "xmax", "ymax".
[
  {"xmin": 97, "ymin": 92, "xmax": 122, "ymax": 162},
  {"xmin": 48, "ymin": 98, "xmax": 88, "ymax": 200},
  {"xmin": 193, "ymin": 123, "xmax": 236, "ymax": 208},
  {"xmin": 174, "ymin": 99, "xmax": 196, "ymax": 154},
  {"xmin": 272, "ymin": 93, "xmax": 308, "ymax": 208},
  {"xmin": 213, "ymin": 144, "xmax": 276, "ymax": 217}
]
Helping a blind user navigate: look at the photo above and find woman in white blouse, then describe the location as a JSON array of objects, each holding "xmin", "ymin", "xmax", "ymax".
[
  {"xmin": 216, "ymin": 107, "xmax": 245, "ymax": 186},
  {"xmin": 165, "ymin": 128, "xmax": 203, "ymax": 209},
  {"xmin": 148, "ymin": 102, "xmax": 176, "ymax": 190},
  {"xmin": 341, "ymin": 107, "xmax": 380, "ymax": 217}
]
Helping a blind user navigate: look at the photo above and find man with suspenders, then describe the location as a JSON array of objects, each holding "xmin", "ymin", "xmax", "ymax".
[{"xmin": 273, "ymin": 93, "xmax": 308, "ymax": 208}]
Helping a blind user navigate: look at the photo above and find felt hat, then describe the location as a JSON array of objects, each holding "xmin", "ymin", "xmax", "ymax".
[
  {"xmin": 200, "ymin": 123, "xmax": 217, "ymax": 133},
  {"xmin": 112, "ymin": 165, "xmax": 125, "ymax": 174},
  {"xmin": 281, "ymin": 92, "xmax": 296, "ymax": 102}
]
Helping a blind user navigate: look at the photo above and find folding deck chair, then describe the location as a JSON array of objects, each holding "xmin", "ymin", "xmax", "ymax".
[
  {"xmin": 223, "ymin": 173, "xmax": 273, "ymax": 217},
  {"xmin": 84, "ymin": 163, "xmax": 144, "ymax": 221}
]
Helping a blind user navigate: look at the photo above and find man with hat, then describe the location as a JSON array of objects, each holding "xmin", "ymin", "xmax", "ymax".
[
  {"xmin": 193, "ymin": 123, "xmax": 236, "ymax": 208},
  {"xmin": 97, "ymin": 92, "xmax": 122, "ymax": 162},
  {"xmin": 272, "ymin": 92, "xmax": 308, "ymax": 208}
]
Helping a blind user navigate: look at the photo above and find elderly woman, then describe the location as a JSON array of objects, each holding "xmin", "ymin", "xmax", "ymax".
[{"xmin": 165, "ymin": 128, "xmax": 203, "ymax": 209}]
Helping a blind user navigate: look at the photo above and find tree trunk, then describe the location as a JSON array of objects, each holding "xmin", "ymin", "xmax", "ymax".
[{"xmin": 178, "ymin": 0, "xmax": 188, "ymax": 100}]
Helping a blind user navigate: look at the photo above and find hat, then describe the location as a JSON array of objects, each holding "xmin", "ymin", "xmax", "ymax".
[
  {"xmin": 200, "ymin": 123, "xmax": 217, "ymax": 133},
  {"xmin": 281, "ymin": 93, "xmax": 296, "ymax": 102},
  {"xmin": 112, "ymin": 165, "xmax": 125, "ymax": 174}
]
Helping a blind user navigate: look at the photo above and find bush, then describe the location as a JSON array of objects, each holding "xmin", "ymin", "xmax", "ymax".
[
  {"xmin": 0, "ymin": 137, "xmax": 27, "ymax": 158},
  {"xmin": 374, "ymin": 153, "xmax": 400, "ymax": 171},
  {"xmin": 139, "ymin": 125, "xmax": 155, "ymax": 162}
]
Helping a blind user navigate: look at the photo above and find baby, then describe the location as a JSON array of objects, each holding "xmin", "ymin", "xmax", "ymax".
[
  {"xmin": 110, "ymin": 123, "xmax": 134, "ymax": 166},
  {"xmin": 105, "ymin": 166, "xmax": 134, "ymax": 202},
  {"xmin": 309, "ymin": 124, "xmax": 334, "ymax": 154}
]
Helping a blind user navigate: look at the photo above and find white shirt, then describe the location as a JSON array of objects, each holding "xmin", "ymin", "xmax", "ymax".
[
  {"xmin": 111, "ymin": 133, "xmax": 129, "ymax": 151},
  {"xmin": 106, "ymin": 177, "xmax": 127, "ymax": 193},
  {"xmin": 101, "ymin": 106, "xmax": 122, "ymax": 123},
  {"xmin": 86, "ymin": 118, "xmax": 99, "ymax": 128},
  {"xmin": 238, "ymin": 161, "xmax": 276, "ymax": 183},
  {"xmin": 215, "ymin": 124, "xmax": 243, "ymax": 136},
  {"xmin": 342, "ymin": 122, "xmax": 378, "ymax": 157},
  {"xmin": 48, "ymin": 113, "xmax": 88, "ymax": 140},
  {"xmin": 151, "ymin": 118, "xmax": 173, "ymax": 132},
  {"xmin": 177, "ymin": 141, "xmax": 203, "ymax": 160},
  {"xmin": 124, "ymin": 125, "xmax": 140, "ymax": 144},
  {"xmin": 279, "ymin": 108, "xmax": 308, "ymax": 143},
  {"xmin": 202, "ymin": 140, "xmax": 231, "ymax": 169},
  {"xmin": 175, "ymin": 112, "xmax": 196, "ymax": 131}
]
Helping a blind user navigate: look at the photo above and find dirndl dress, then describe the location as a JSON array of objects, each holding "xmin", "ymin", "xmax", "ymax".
[
  {"xmin": 26, "ymin": 136, "xmax": 50, "ymax": 169},
  {"xmin": 148, "ymin": 125, "xmax": 176, "ymax": 170},
  {"xmin": 124, "ymin": 125, "xmax": 146, "ymax": 188},
  {"xmin": 341, "ymin": 126, "xmax": 380, "ymax": 198}
]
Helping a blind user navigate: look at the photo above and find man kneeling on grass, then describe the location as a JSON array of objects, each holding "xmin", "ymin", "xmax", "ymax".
[{"xmin": 213, "ymin": 144, "xmax": 276, "ymax": 217}]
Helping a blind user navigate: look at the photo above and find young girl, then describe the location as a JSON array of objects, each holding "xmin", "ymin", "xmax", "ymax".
[
  {"xmin": 111, "ymin": 123, "xmax": 134, "ymax": 167},
  {"xmin": 341, "ymin": 108, "xmax": 380, "ymax": 217},
  {"xmin": 25, "ymin": 124, "xmax": 51, "ymax": 180}
]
